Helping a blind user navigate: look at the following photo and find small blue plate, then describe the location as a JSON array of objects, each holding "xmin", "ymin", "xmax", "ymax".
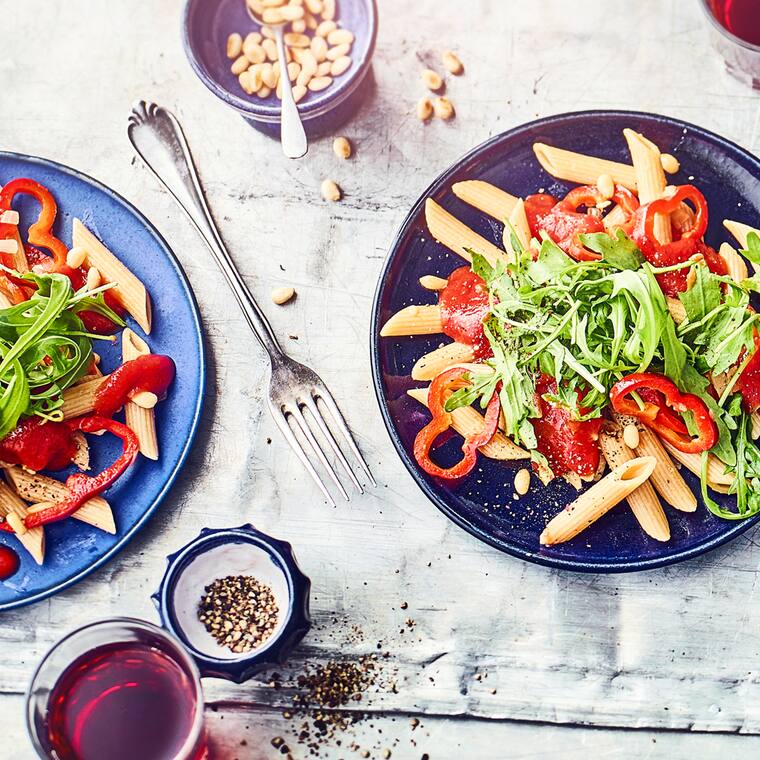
[
  {"xmin": 0, "ymin": 152, "xmax": 205, "ymax": 608},
  {"xmin": 371, "ymin": 110, "xmax": 760, "ymax": 573}
]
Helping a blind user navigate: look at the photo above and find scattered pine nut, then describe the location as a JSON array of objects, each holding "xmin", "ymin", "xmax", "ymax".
[
  {"xmin": 309, "ymin": 75, "xmax": 332, "ymax": 91},
  {"xmin": 333, "ymin": 136, "xmax": 352, "ymax": 159},
  {"xmin": 311, "ymin": 35, "xmax": 328, "ymax": 62},
  {"xmin": 316, "ymin": 60, "xmax": 332, "ymax": 76},
  {"xmin": 262, "ymin": 38, "xmax": 278, "ymax": 61},
  {"xmin": 596, "ymin": 173, "xmax": 615, "ymax": 200},
  {"xmin": 661, "ymin": 153, "xmax": 680, "ymax": 174},
  {"xmin": 422, "ymin": 68, "xmax": 444, "ymax": 92},
  {"xmin": 330, "ymin": 55, "xmax": 351, "ymax": 77},
  {"xmin": 66, "ymin": 246, "xmax": 87, "ymax": 269},
  {"xmin": 284, "ymin": 32, "xmax": 310, "ymax": 48},
  {"xmin": 316, "ymin": 20, "xmax": 336, "ymax": 37},
  {"xmin": 322, "ymin": 0, "xmax": 335, "ymax": 20},
  {"xmin": 305, "ymin": 0, "xmax": 323, "ymax": 14},
  {"xmin": 419, "ymin": 274, "xmax": 448, "ymax": 290},
  {"xmin": 514, "ymin": 468, "xmax": 531, "ymax": 496},
  {"xmin": 86, "ymin": 266, "xmax": 101, "ymax": 290},
  {"xmin": 326, "ymin": 42, "xmax": 350, "ymax": 61},
  {"xmin": 434, "ymin": 96, "xmax": 455, "ymax": 120},
  {"xmin": 293, "ymin": 84, "xmax": 308, "ymax": 102},
  {"xmin": 6, "ymin": 513, "xmax": 26, "ymax": 536},
  {"xmin": 244, "ymin": 41, "xmax": 266, "ymax": 64},
  {"xmin": 226, "ymin": 33, "xmax": 243, "ymax": 59},
  {"xmin": 287, "ymin": 61, "xmax": 301, "ymax": 82},
  {"xmin": 131, "ymin": 391, "xmax": 159, "ymax": 409},
  {"xmin": 321, "ymin": 179, "xmax": 341, "ymax": 202},
  {"xmin": 271, "ymin": 286, "xmax": 296, "ymax": 305},
  {"xmin": 416, "ymin": 97, "xmax": 434, "ymax": 121},
  {"xmin": 442, "ymin": 50, "xmax": 463, "ymax": 75},
  {"xmin": 327, "ymin": 28, "xmax": 354, "ymax": 46},
  {"xmin": 231, "ymin": 55, "xmax": 250, "ymax": 75},
  {"xmin": 261, "ymin": 62, "xmax": 277, "ymax": 88},
  {"xmin": 239, "ymin": 70, "xmax": 254, "ymax": 94},
  {"xmin": 623, "ymin": 424, "xmax": 640, "ymax": 450}
]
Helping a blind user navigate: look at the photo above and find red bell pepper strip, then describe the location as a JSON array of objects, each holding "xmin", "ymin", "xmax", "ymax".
[
  {"xmin": 609, "ymin": 372, "xmax": 718, "ymax": 453},
  {"xmin": 413, "ymin": 367, "xmax": 500, "ymax": 479},
  {"xmin": 0, "ymin": 178, "xmax": 68, "ymax": 271},
  {"xmin": 21, "ymin": 417, "xmax": 139, "ymax": 529}
]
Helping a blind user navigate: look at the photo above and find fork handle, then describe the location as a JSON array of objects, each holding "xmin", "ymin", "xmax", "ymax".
[{"xmin": 127, "ymin": 102, "xmax": 284, "ymax": 360}]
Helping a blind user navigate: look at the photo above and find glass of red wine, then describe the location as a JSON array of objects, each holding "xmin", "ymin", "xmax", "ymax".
[
  {"xmin": 700, "ymin": 0, "xmax": 760, "ymax": 88},
  {"xmin": 26, "ymin": 618, "xmax": 207, "ymax": 760}
]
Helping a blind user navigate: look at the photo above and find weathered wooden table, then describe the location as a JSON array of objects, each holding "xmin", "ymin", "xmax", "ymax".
[{"xmin": 3, "ymin": 1, "xmax": 760, "ymax": 757}]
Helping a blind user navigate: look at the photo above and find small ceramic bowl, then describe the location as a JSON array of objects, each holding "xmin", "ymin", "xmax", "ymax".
[
  {"xmin": 182, "ymin": 0, "xmax": 378, "ymax": 139},
  {"xmin": 153, "ymin": 525, "xmax": 311, "ymax": 682}
]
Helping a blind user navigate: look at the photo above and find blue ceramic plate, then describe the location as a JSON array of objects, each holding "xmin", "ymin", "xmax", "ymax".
[
  {"xmin": 0, "ymin": 152, "xmax": 205, "ymax": 609},
  {"xmin": 371, "ymin": 110, "xmax": 760, "ymax": 573}
]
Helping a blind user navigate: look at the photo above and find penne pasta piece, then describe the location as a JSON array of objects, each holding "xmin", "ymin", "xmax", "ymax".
[
  {"xmin": 503, "ymin": 199, "xmax": 530, "ymax": 261},
  {"xmin": 451, "ymin": 180, "xmax": 519, "ymax": 221},
  {"xmin": 671, "ymin": 202, "xmax": 695, "ymax": 235},
  {"xmin": 532, "ymin": 143, "xmax": 637, "ymax": 191},
  {"xmin": 723, "ymin": 219, "xmax": 756, "ymax": 250},
  {"xmin": 540, "ymin": 456, "xmax": 657, "ymax": 546},
  {"xmin": 603, "ymin": 204, "xmax": 627, "ymax": 233},
  {"xmin": 0, "ymin": 480, "xmax": 44, "ymax": 564},
  {"xmin": 623, "ymin": 129, "xmax": 671, "ymax": 244},
  {"xmin": 411, "ymin": 342, "xmax": 476, "ymax": 381},
  {"xmin": 719, "ymin": 242, "xmax": 748, "ymax": 283},
  {"xmin": 72, "ymin": 431, "xmax": 90, "ymax": 470},
  {"xmin": 407, "ymin": 386, "xmax": 528, "ymax": 461},
  {"xmin": 61, "ymin": 375, "xmax": 106, "ymax": 419},
  {"xmin": 425, "ymin": 198, "xmax": 507, "ymax": 266},
  {"xmin": 72, "ymin": 218, "xmax": 152, "ymax": 333},
  {"xmin": 5, "ymin": 467, "xmax": 115, "ymax": 534},
  {"xmin": 600, "ymin": 429, "xmax": 669, "ymax": 541},
  {"xmin": 419, "ymin": 275, "xmax": 448, "ymax": 291},
  {"xmin": 753, "ymin": 412, "xmax": 760, "ymax": 440},
  {"xmin": 660, "ymin": 440, "xmax": 733, "ymax": 492},
  {"xmin": 11, "ymin": 227, "xmax": 28, "ymax": 273},
  {"xmin": 666, "ymin": 296, "xmax": 686, "ymax": 324},
  {"xmin": 633, "ymin": 426, "xmax": 697, "ymax": 512},
  {"xmin": 380, "ymin": 305, "xmax": 443, "ymax": 337},
  {"xmin": 122, "ymin": 329, "xmax": 159, "ymax": 460}
]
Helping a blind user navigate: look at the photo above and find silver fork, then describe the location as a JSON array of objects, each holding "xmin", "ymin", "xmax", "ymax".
[{"xmin": 127, "ymin": 101, "xmax": 374, "ymax": 506}]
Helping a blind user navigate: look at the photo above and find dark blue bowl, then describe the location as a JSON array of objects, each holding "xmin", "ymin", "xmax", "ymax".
[
  {"xmin": 153, "ymin": 525, "xmax": 311, "ymax": 682},
  {"xmin": 182, "ymin": 0, "xmax": 378, "ymax": 139},
  {"xmin": 371, "ymin": 110, "xmax": 760, "ymax": 573}
]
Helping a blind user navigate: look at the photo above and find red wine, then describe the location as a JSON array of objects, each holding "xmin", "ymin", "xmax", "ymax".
[
  {"xmin": 710, "ymin": 0, "xmax": 760, "ymax": 46},
  {"xmin": 45, "ymin": 642, "xmax": 201, "ymax": 760}
]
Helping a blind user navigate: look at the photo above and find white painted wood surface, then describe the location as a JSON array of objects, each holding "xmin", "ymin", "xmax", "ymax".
[{"xmin": 3, "ymin": 0, "xmax": 760, "ymax": 757}]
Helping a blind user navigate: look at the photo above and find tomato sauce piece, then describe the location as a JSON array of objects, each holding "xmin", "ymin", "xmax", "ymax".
[
  {"xmin": 438, "ymin": 267, "xmax": 492, "ymax": 359},
  {"xmin": 736, "ymin": 336, "xmax": 760, "ymax": 413},
  {"xmin": 94, "ymin": 354, "xmax": 176, "ymax": 417},
  {"xmin": 530, "ymin": 374, "xmax": 602, "ymax": 478},
  {"xmin": 0, "ymin": 545, "xmax": 19, "ymax": 581},
  {"xmin": 0, "ymin": 418, "xmax": 77, "ymax": 471},
  {"xmin": 523, "ymin": 194, "xmax": 558, "ymax": 238}
]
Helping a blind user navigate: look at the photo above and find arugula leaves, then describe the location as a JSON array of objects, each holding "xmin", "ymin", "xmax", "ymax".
[{"xmin": 578, "ymin": 229, "xmax": 645, "ymax": 271}]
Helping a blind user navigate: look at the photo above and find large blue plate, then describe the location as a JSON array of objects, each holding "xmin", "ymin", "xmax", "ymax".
[
  {"xmin": 371, "ymin": 111, "xmax": 760, "ymax": 572},
  {"xmin": 0, "ymin": 152, "xmax": 205, "ymax": 608}
]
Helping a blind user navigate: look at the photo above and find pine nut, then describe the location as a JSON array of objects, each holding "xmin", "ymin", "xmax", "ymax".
[
  {"xmin": 272, "ymin": 61, "xmax": 281, "ymax": 86},
  {"xmin": 131, "ymin": 391, "xmax": 159, "ymax": 409},
  {"xmin": 326, "ymin": 43, "xmax": 350, "ymax": 61},
  {"xmin": 327, "ymin": 29, "xmax": 354, "ymax": 46},
  {"xmin": 231, "ymin": 55, "xmax": 249, "ymax": 75},
  {"xmin": 316, "ymin": 19, "xmax": 336, "ymax": 37},
  {"xmin": 661, "ymin": 153, "xmax": 680, "ymax": 174},
  {"xmin": 248, "ymin": 64, "xmax": 263, "ymax": 91},
  {"xmin": 296, "ymin": 49, "xmax": 317, "ymax": 85},
  {"xmin": 293, "ymin": 84, "xmax": 308, "ymax": 102},
  {"xmin": 304, "ymin": 11, "xmax": 318, "ymax": 29},
  {"xmin": 291, "ymin": 19, "xmax": 306, "ymax": 32},
  {"xmin": 258, "ymin": 85, "xmax": 272, "ymax": 98},
  {"xmin": 245, "ymin": 32, "xmax": 263, "ymax": 45},
  {"xmin": 322, "ymin": 0, "xmax": 335, "ymax": 20},
  {"xmin": 276, "ymin": 80, "xmax": 283, "ymax": 99},
  {"xmin": 284, "ymin": 32, "xmax": 310, "ymax": 47},
  {"xmin": 244, "ymin": 42, "xmax": 266, "ymax": 64},
  {"xmin": 271, "ymin": 286, "xmax": 296, "ymax": 304},
  {"xmin": 305, "ymin": 0, "xmax": 322, "ymax": 13},
  {"xmin": 419, "ymin": 274, "xmax": 448, "ymax": 290},
  {"xmin": 262, "ymin": 0, "xmax": 285, "ymax": 6},
  {"xmin": 442, "ymin": 50, "xmax": 463, "ymax": 75},
  {"xmin": 6, "ymin": 513, "xmax": 26, "ymax": 536},
  {"xmin": 262, "ymin": 38, "xmax": 278, "ymax": 61},
  {"xmin": 262, "ymin": 8, "xmax": 285, "ymax": 23},
  {"xmin": 66, "ymin": 246, "xmax": 87, "ymax": 269},
  {"xmin": 596, "ymin": 173, "xmax": 615, "ymax": 200},
  {"xmin": 311, "ymin": 35, "xmax": 328, "ymax": 61},
  {"xmin": 279, "ymin": 5, "xmax": 304, "ymax": 20},
  {"xmin": 308, "ymin": 75, "xmax": 332, "ymax": 91},
  {"xmin": 434, "ymin": 96, "xmax": 455, "ymax": 120},
  {"xmin": 333, "ymin": 136, "xmax": 352, "ymax": 159},
  {"xmin": 86, "ymin": 266, "xmax": 101, "ymax": 290},
  {"xmin": 330, "ymin": 55, "xmax": 351, "ymax": 77},
  {"xmin": 514, "ymin": 468, "xmax": 531, "ymax": 496},
  {"xmin": 287, "ymin": 61, "xmax": 301, "ymax": 82},
  {"xmin": 261, "ymin": 25, "xmax": 276, "ymax": 39},
  {"xmin": 623, "ymin": 423, "xmax": 640, "ymax": 450},
  {"xmin": 239, "ymin": 70, "xmax": 254, "ymax": 94},
  {"xmin": 226, "ymin": 33, "xmax": 243, "ymax": 59},
  {"xmin": 416, "ymin": 97, "xmax": 433, "ymax": 121},
  {"xmin": 261, "ymin": 62, "xmax": 276, "ymax": 88},
  {"xmin": 316, "ymin": 61, "xmax": 332, "ymax": 76},
  {"xmin": 422, "ymin": 68, "xmax": 443, "ymax": 92},
  {"xmin": 321, "ymin": 179, "xmax": 341, "ymax": 201}
]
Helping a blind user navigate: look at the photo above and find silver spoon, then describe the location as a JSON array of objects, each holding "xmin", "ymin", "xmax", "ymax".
[{"xmin": 246, "ymin": 2, "xmax": 308, "ymax": 159}]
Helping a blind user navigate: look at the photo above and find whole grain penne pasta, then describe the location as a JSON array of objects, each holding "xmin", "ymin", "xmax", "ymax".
[
  {"xmin": 72, "ymin": 431, "xmax": 90, "ymax": 470},
  {"xmin": 719, "ymin": 242, "xmax": 748, "ymax": 283},
  {"xmin": 632, "ymin": 426, "xmax": 697, "ymax": 512},
  {"xmin": 380, "ymin": 305, "xmax": 443, "ymax": 337},
  {"xmin": 0, "ymin": 480, "xmax": 44, "ymax": 564},
  {"xmin": 503, "ymin": 199, "xmax": 530, "ymax": 260},
  {"xmin": 660, "ymin": 440, "xmax": 733, "ymax": 492},
  {"xmin": 411, "ymin": 342, "xmax": 476, "ymax": 381},
  {"xmin": 623, "ymin": 129, "xmax": 671, "ymax": 244},
  {"xmin": 61, "ymin": 374, "xmax": 106, "ymax": 419},
  {"xmin": 600, "ymin": 429, "xmax": 669, "ymax": 541},
  {"xmin": 419, "ymin": 275, "xmax": 448, "ymax": 291},
  {"xmin": 451, "ymin": 180, "xmax": 519, "ymax": 221},
  {"xmin": 122, "ymin": 329, "xmax": 159, "ymax": 460},
  {"xmin": 540, "ymin": 456, "xmax": 657, "ymax": 546},
  {"xmin": 5, "ymin": 467, "xmax": 115, "ymax": 534},
  {"xmin": 425, "ymin": 198, "xmax": 507, "ymax": 266},
  {"xmin": 532, "ymin": 143, "xmax": 637, "ymax": 191},
  {"xmin": 407, "ymin": 386, "xmax": 528, "ymax": 460},
  {"xmin": 72, "ymin": 218, "xmax": 152, "ymax": 333}
]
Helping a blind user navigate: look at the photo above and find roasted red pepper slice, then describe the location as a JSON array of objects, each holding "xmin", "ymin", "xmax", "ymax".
[
  {"xmin": 609, "ymin": 372, "xmax": 718, "ymax": 453},
  {"xmin": 93, "ymin": 354, "xmax": 175, "ymax": 417},
  {"xmin": 413, "ymin": 367, "xmax": 500, "ymax": 479},
  {"xmin": 0, "ymin": 178, "xmax": 68, "ymax": 271}
]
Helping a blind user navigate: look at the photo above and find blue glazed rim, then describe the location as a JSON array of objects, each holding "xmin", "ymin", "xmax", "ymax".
[
  {"xmin": 0, "ymin": 150, "xmax": 206, "ymax": 609},
  {"xmin": 153, "ymin": 525, "xmax": 311, "ymax": 683},
  {"xmin": 370, "ymin": 109, "xmax": 760, "ymax": 574},
  {"xmin": 181, "ymin": 0, "xmax": 378, "ymax": 124}
]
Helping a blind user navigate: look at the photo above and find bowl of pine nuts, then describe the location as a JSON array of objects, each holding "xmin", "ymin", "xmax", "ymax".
[{"xmin": 182, "ymin": 0, "xmax": 378, "ymax": 138}]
